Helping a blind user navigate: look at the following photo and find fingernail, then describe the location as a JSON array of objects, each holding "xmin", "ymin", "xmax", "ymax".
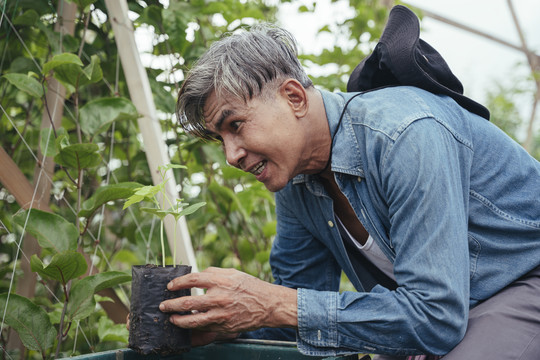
[
  {"xmin": 167, "ymin": 282, "xmax": 173, "ymax": 289},
  {"xmin": 159, "ymin": 303, "xmax": 165, "ymax": 311}
]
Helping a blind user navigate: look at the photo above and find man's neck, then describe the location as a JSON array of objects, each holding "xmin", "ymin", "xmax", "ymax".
[{"xmin": 301, "ymin": 88, "xmax": 333, "ymax": 175}]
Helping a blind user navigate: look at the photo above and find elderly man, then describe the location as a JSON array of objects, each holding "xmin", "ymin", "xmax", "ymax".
[{"xmin": 161, "ymin": 19, "xmax": 540, "ymax": 359}]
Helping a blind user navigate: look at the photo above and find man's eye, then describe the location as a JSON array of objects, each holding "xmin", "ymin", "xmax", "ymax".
[{"xmin": 230, "ymin": 121, "xmax": 241, "ymax": 130}]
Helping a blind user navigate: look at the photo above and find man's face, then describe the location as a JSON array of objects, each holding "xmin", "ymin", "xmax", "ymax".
[{"xmin": 203, "ymin": 88, "xmax": 307, "ymax": 192}]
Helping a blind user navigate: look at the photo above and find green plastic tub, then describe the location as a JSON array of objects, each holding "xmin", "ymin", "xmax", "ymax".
[{"xmin": 65, "ymin": 340, "xmax": 361, "ymax": 360}]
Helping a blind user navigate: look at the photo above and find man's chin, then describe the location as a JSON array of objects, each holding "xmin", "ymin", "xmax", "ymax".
[{"xmin": 262, "ymin": 179, "xmax": 288, "ymax": 193}]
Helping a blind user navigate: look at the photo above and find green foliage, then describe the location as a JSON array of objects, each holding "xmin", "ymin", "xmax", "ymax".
[
  {"xmin": 97, "ymin": 316, "xmax": 129, "ymax": 343},
  {"xmin": 30, "ymin": 251, "xmax": 87, "ymax": 284},
  {"xmin": 42, "ymin": 53, "xmax": 84, "ymax": 75},
  {"xmin": 66, "ymin": 272, "xmax": 132, "ymax": 322},
  {"xmin": 79, "ymin": 182, "xmax": 142, "ymax": 218},
  {"xmin": 13, "ymin": 209, "xmax": 78, "ymax": 253},
  {"xmin": 54, "ymin": 142, "xmax": 101, "ymax": 169},
  {"xmin": 0, "ymin": 293, "xmax": 57, "ymax": 353},
  {"xmin": 2, "ymin": 73, "xmax": 43, "ymax": 98},
  {"xmin": 79, "ymin": 97, "xmax": 138, "ymax": 139}
]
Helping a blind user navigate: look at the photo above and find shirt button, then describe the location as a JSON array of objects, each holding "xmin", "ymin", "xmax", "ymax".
[
  {"xmin": 357, "ymin": 177, "xmax": 362, "ymax": 182},
  {"xmin": 328, "ymin": 220, "xmax": 334, "ymax": 227}
]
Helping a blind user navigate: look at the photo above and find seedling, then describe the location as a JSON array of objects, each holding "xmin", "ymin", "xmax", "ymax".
[{"xmin": 123, "ymin": 164, "xmax": 206, "ymax": 266}]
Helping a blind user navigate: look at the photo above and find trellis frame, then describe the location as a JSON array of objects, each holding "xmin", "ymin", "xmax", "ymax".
[{"xmin": 104, "ymin": 0, "xmax": 200, "ymax": 279}]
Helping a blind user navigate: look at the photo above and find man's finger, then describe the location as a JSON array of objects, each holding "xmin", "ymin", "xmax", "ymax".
[
  {"xmin": 160, "ymin": 294, "xmax": 215, "ymax": 313},
  {"xmin": 167, "ymin": 267, "xmax": 234, "ymax": 290},
  {"xmin": 169, "ymin": 311, "xmax": 216, "ymax": 330},
  {"xmin": 167, "ymin": 272, "xmax": 217, "ymax": 291}
]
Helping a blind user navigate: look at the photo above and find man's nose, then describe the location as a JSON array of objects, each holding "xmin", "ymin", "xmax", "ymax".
[{"xmin": 224, "ymin": 139, "xmax": 246, "ymax": 169}]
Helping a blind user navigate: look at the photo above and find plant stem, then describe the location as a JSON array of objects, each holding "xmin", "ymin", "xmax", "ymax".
[
  {"xmin": 55, "ymin": 280, "xmax": 72, "ymax": 359},
  {"xmin": 160, "ymin": 220, "xmax": 165, "ymax": 267},
  {"xmin": 173, "ymin": 219, "xmax": 177, "ymax": 266}
]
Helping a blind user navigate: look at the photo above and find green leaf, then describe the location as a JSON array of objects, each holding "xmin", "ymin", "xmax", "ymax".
[
  {"xmin": 30, "ymin": 251, "xmax": 87, "ymax": 284},
  {"xmin": 208, "ymin": 182, "xmax": 247, "ymax": 218},
  {"xmin": 12, "ymin": 209, "xmax": 78, "ymax": 253},
  {"xmin": 134, "ymin": 184, "xmax": 163, "ymax": 197},
  {"xmin": 79, "ymin": 97, "xmax": 138, "ymax": 138},
  {"xmin": 79, "ymin": 182, "xmax": 143, "ymax": 218},
  {"xmin": 110, "ymin": 249, "xmax": 140, "ymax": 267},
  {"xmin": 140, "ymin": 207, "xmax": 169, "ymax": 221},
  {"xmin": 222, "ymin": 165, "xmax": 252, "ymax": 180},
  {"xmin": 122, "ymin": 194, "xmax": 145, "ymax": 210},
  {"xmin": 262, "ymin": 220, "xmax": 277, "ymax": 238},
  {"xmin": 9, "ymin": 56, "xmax": 38, "ymax": 74},
  {"xmin": 67, "ymin": 271, "xmax": 131, "ymax": 321},
  {"xmin": 55, "ymin": 133, "xmax": 70, "ymax": 150},
  {"xmin": 94, "ymin": 295, "xmax": 114, "ymax": 303},
  {"xmin": 122, "ymin": 183, "xmax": 162, "ymax": 210},
  {"xmin": 43, "ymin": 53, "xmax": 83, "ymax": 74},
  {"xmin": 0, "ymin": 293, "xmax": 56, "ymax": 353},
  {"xmin": 136, "ymin": 5, "xmax": 163, "ymax": 31},
  {"xmin": 13, "ymin": 9, "xmax": 40, "ymax": 26},
  {"xmin": 52, "ymin": 63, "xmax": 80, "ymax": 92},
  {"xmin": 80, "ymin": 55, "xmax": 103, "ymax": 84},
  {"xmin": 2, "ymin": 73, "xmax": 43, "ymax": 98},
  {"xmin": 54, "ymin": 143, "xmax": 101, "ymax": 169},
  {"xmin": 36, "ymin": 23, "xmax": 79, "ymax": 54},
  {"xmin": 175, "ymin": 202, "xmax": 206, "ymax": 220},
  {"xmin": 255, "ymin": 249, "xmax": 271, "ymax": 264},
  {"xmin": 97, "ymin": 316, "xmax": 129, "ymax": 343},
  {"xmin": 40, "ymin": 127, "xmax": 57, "ymax": 157}
]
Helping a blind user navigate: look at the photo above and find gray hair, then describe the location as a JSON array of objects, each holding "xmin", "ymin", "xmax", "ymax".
[{"xmin": 176, "ymin": 23, "xmax": 313, "ymax": 140}]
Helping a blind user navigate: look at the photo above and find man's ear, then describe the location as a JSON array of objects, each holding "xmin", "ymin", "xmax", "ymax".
[{"xmin": 279, "ymin": 79, "xmax": 308, "ymax": 118}]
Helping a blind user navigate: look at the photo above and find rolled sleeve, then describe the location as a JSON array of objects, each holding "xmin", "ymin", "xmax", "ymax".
[{"xmin": 297, "ymin": 289, "xmax": 337, "ymax": 347}]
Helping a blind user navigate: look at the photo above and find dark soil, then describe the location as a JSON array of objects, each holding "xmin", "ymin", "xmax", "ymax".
[{"xmin": 128, "ymin": 264, "xmax": 192, "ymax": 355}]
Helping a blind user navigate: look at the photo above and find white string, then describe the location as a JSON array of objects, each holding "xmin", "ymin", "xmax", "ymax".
[
  {"xmin": 1, "ymin": 13, "xmax": 42, "ymax": 73},
  {"xmin": 0, "ymin": 1, "xmax": 12, "ymax": 75},
  {"xmin": 0, "ymin": 82, "xmax": 108, "ymax": 360},
  {"xmin": 0, "ymin": 344, "xmax": 15, "ymax": 360},
  {"xmin": 0, "ymin": 0, "xmax": 7, "ymax": 29},
  {"xmin": 0, "ymin": 104, "xmax": 41, "ymax": 164},
  {"xmin": 90, "ymin": 122, "xmax": 116, "ymax": 276},
  {"xmin": 0, "ymin": 4, "xmax": 166, "ymax": 354},
  {"xmin": 71, "ymin": 320, "xmax": 79, "ymax": 355},
  {"xmin": 0, "ymin": 157, "xmax": 45, "ymax": 344},
  {"xmin": 0, "ymin": 220, "xmax": 93, "ymax": 354}
]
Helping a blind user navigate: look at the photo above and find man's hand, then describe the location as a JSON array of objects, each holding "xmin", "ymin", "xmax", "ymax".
[{"xmin": 159, "ymin": 267, "xmax": 297, "ymax": 335}]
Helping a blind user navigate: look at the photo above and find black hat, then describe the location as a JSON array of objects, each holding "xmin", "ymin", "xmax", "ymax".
[{"xmin": 347, "ymin": 5, "xmax": 490, "ymax": 120}]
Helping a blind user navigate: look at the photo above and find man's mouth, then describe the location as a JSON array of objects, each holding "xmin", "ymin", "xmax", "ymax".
[{"xmin": 249, "ymin": 160, "xmax": 267, "ymax": 176}]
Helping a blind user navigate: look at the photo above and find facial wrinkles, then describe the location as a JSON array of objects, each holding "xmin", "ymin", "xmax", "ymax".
[
  {"xmin": 203, "ymin": 95, "xmax": 247, "ymax": 169},
  {"xmin": 203, "ymin": 97, "xmax": 225, "ymax": 135}
]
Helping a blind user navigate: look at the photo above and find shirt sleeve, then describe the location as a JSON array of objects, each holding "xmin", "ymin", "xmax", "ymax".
[{"xmin": 295, "ymin": 118, "xmax": 471, "ymax": 356}]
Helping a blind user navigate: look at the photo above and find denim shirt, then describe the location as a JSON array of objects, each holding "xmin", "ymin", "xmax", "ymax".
[{"xmin": 268, "ymin": 87, "xmax": 540, "ymax": 356}]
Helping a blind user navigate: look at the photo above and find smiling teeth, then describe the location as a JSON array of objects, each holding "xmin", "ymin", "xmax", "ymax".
[{"xmin": 251, "ymin": 161, "xmax": 266, "ymax": 175}]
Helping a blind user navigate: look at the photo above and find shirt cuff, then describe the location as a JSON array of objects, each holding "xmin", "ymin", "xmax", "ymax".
[{"xmin": 296, "ymin": 288, "xmax": 344, "ymax": 356}]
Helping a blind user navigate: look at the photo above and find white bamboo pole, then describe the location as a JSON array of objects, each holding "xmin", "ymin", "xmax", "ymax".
[{"xmin": 104, "ymin": 0, "xmax": 200, "ymax": 280}]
